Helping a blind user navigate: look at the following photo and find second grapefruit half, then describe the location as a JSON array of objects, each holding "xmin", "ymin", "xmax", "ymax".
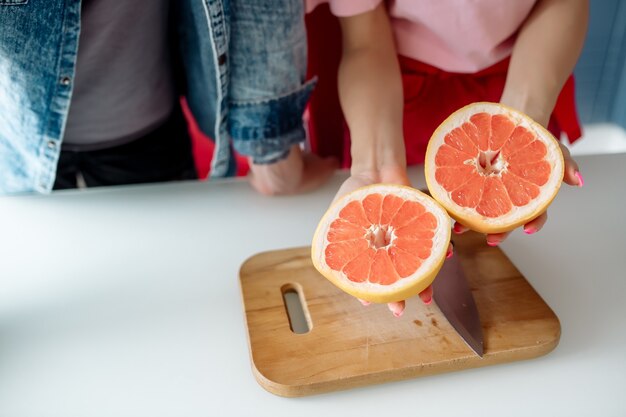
[
  {"xmin": 311, "ymin": 184, "xmax": 451, "ymax": 303},
  {"xmin": 425, "ymin": 102, "xmax": 565, "ymax": 234}
]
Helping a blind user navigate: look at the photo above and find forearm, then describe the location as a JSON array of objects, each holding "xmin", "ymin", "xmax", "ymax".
[
  {"xmin": 338, "ymin": 5, "xmax": 406, "ymax": 177},
  {"xmin": 501, "ymin": 0, "xmax": 588, "ymax": 126}
]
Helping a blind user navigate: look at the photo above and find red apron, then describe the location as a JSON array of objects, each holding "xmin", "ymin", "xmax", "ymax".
[{"xmin": 395, "ymin": 55, "xmax": 582, "ymax": 166}]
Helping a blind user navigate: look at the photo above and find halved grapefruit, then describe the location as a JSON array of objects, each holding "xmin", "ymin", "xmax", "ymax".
[
  {"xmin": 425, "ymin": 102, "xmax": 564, "ymax": 234},
  {"xmin": 311, "ymin": 184, "xmax": 451, "ymax": 303}
]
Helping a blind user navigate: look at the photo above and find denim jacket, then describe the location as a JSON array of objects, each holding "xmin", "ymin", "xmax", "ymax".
[{"xmin": 0, "ymin": 0, "xmax": 314, "ymax": 194}]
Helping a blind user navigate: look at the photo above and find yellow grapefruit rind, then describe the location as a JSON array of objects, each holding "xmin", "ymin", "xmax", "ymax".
[
  {"xmin": 425, "ymin": 102, "xmax": 565, "ymax": 234},
  {"xmin": 311, "ymin": 184, "xmax": 451, "ymax": 304}
]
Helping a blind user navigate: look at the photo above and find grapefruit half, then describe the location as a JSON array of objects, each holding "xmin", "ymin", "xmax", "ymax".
[
  {"xmin": 425, "ymin": 102, "xmax": 564, "ymax": 234},
  {"xmin": 311, "ymin": 184, "xmax": 451, "ymax": 303}
]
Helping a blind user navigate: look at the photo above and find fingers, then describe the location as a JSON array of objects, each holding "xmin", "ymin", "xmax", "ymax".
[
  {"xmin": 485, "ymin": 231, "xmax": 512, "ymax": 246},
  {"xmin": 483, "ymin": 212, "xmax": 547, "ymax": 245},
  {"xmin": 358, "ymin": 284, "xmax": 433, "ymax": 318},
  {"xmin": 358, "ymin": 298, "xmax": 371, "ymax": 306},
  {"xmin": 453, "ymin": 222, "xmax": 469, "ymax": 234},
  {"xmin": 418, "ymin": 285, "xmax": 433, "ymax": 305},
  {"xmin": 522, "ymin": 211, "xmax": 548, "ymax": 235},
  {"xmin": 387, "ymin": 301, "xmax": 406, "ymax": 317},
  {"xmin": 387, "ymin": 287, "xmax": 433, "ymax": 318},
  {"xmin": 446, "ymin": 242, "xmax": 454, "ymax": 259},
  {"xmin": 559, "ymin": 143, "xmax": 584, "ymax": 187},
  {"xmin": 359, "ymin": 295, "xmax": 432, "ymax": 317},
  {"xmin": 358, "ymin": 297, "xmax": 406, "ymax": 318}
]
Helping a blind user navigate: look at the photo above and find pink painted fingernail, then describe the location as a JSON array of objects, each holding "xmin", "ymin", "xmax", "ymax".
[
  {"xmin": 393, "ymin": 311, "xmax": 404, "ymax": 318},
  {"xmin": 446, "ymin": 248, "xmax": 454, "ymax": 259},
  {"xmin": 423, "ymin": 296, "xmax": 432, "ymax": 305},
  {"xmin": 359, "ymin": 299, "xmax": 371, "ymax": 307},
  {"xmin": 487, "ymin": 240, "xmax": 499, "ymax": 247},
  {"xmin": 453, "ymin": 224, "xmax": 463, "ymax": 234},
  {"xmin": 524, "ymin": 227, "xmax": 537, "ymax": 235},
  {"xmin": 575, "ymin": 171, "xmax": 584, "ymax": 187}
]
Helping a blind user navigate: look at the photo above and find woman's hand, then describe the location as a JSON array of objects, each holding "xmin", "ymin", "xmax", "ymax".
[{"xmin": 334, "ymin": 4, "xmax": 457, "ymax": 317}]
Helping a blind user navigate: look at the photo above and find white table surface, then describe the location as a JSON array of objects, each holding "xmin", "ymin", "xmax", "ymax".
[{"xmin": 0, "ymin": 153, "xmax": 625, "ymax": 417}]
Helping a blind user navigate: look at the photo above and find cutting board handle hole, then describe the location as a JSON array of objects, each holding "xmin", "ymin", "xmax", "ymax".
[{"xmin": 281, "ymin": 284, "xmax": 312, "ymax": 334}]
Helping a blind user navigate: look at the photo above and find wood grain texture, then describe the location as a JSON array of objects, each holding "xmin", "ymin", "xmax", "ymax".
[{"xmin": 239, "ymin": 231, "xmax": 560, "ymax": 397}]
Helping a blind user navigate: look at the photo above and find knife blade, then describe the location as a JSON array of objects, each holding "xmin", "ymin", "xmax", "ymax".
[{"xmin": 432, "ymin": 254, "xmax": 484, "ymax": 357}]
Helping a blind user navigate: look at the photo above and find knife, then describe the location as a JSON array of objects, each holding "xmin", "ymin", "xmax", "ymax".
[{"xmin": 432, "ymin": 253, "xmax": 484, "ymax": 357}]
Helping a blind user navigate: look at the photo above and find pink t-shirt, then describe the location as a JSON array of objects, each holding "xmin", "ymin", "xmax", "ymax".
[{"xmin": 306, "ymin": 0, "xmax": 537, "ymax": 73}]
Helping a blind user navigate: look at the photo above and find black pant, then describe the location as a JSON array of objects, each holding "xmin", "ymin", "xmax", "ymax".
[{"xmin": 54, "ymin": 107, "xmax": 198, "ymax": 190}]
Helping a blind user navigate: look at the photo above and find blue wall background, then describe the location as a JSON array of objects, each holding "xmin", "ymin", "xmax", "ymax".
[{"xmin": 574, "ymin": 0, "xmax": 626, "ymax": 127}]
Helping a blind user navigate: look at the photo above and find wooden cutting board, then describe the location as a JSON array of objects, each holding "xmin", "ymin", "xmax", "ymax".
[{"xmin": 239, "ymin": 231, "xmax": 560, "ymax": 397}]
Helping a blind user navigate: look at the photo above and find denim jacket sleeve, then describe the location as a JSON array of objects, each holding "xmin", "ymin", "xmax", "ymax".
[{"xmin": 227, "ymin": 0, "xmax": 316, "ymax": 164}]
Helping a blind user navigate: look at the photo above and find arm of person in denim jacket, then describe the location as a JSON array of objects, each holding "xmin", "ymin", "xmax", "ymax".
[
  {"xmin": 333, "ymin": 3, "xmax": 447, "ymax": 317},
  {"xmin": 454, "ymin": 0, "xmax": 588, "ymax": 245},
  {"xmin": 226, "ymin": 0, "xmax": 338, "ymax": 195}
]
